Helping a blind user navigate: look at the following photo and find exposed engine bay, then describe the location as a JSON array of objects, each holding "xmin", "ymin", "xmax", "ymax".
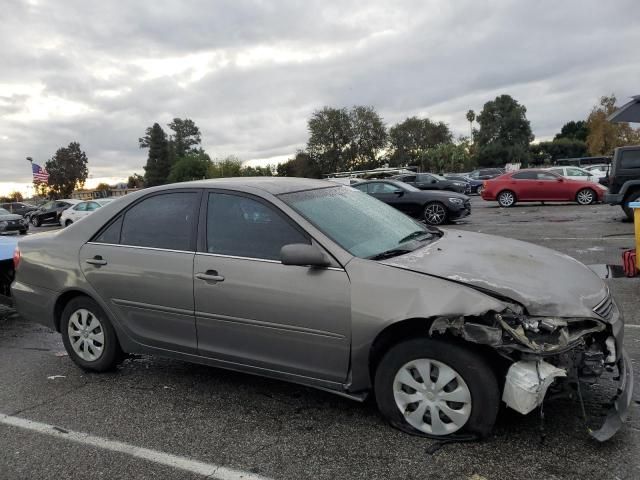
[{"xmin": 428, "ymin": 299, "xmax": 633, "ymax": 441}]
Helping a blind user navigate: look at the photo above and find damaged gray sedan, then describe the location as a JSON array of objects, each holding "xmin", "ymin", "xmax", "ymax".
[{"xmin": 11, "ymin": 178, "xmax": 633, "ymax": 441}]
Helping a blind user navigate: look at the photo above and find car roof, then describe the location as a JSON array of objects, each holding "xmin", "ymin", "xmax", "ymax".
[{"xmin": 149, "ymin": 177, "xmax": 336, "ymax": 196}]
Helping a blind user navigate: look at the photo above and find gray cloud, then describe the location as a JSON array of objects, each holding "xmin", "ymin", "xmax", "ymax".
[{"xmin": 1, "ymin": 0, "xmax": 639, "ymax": 186}]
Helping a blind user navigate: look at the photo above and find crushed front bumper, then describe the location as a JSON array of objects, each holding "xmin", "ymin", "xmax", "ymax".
[{"xmin": 589, "ymin": 348, "xmax": 634, "ymax": 441}]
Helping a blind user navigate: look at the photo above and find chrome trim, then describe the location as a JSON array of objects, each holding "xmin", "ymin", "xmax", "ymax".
[
  {"xmin": 86, "ymin": 242, "xmax": 194, "ymax": 255},
  {"xmin": 196, "ymin": 252, "xmax": 345, "ymax": 271},
  {"xmin": 195, "ymin": 310, "xmax": 345, "ymax": 339}
]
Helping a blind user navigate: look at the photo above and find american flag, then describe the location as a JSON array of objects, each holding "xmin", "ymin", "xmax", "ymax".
[{"xmin": 32, "ymin": 163, "xmax": 49, "ymax": 183}]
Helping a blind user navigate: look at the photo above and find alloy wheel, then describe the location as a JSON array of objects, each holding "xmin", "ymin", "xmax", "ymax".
[
  {"xmin": 67, "ymin": 308, "xmax": 105, "ymax": 362},
  {"xmin": 498, "ymin": 191, "xmax": 515, "ymax": 207},
  {"xmin": 393, "ymin": 358, "xmax": 472, "ymax": 436},
  {"xmin": 424, "ymin": 203, "xmax": 447, "ymax": 225},
  {"xmin": 577, "ymin": 189, "xmax": 594, "ymax": 205}
]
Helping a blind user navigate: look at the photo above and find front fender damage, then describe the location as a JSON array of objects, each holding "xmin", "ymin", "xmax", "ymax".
[{"xmin": 428, "ymin": 307, "xmax": 633, "ymax": 441}]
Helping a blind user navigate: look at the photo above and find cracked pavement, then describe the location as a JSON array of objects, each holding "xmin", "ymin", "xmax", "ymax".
[{"xmin": 1, "ymin": 197, "xmax": 639, "ymax": 479}]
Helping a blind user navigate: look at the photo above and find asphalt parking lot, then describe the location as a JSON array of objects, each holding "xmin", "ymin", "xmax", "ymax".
[{"xmin": 1, "ymin": 198, "xmax": 639, "ymax": 480}]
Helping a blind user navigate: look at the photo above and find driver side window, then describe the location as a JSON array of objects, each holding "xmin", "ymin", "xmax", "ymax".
[{"xmin": 370, "ymin": 183, "xmax": 399, "ymax": 194}]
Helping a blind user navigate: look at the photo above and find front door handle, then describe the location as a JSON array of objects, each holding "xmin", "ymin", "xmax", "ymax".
[
  {"xmin": 86, "ymin": 256, "xmax": 107, "ymax": 266},
  {"xmin": 196, "ymin": 270, "xmax": 225, "ymax": 283}
]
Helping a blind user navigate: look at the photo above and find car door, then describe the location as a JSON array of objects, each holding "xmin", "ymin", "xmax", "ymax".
[
  {"xmin": 193, "ymin": 191, "xmax": 351, "ymax": 383},
  {"xmin": 80, "ymin": 190, "xmax": 201, "ymax": 353},
  {"xmin": 415, "ymin": 174, "xmax": 439, "ymax": 190},
  {"xmin": 509, "ymin": 171, "xmax": 537, "ymax": 199},
  {"xmin": 535, "ymin": 171, "xmax": 566, "ymax": 200},
  {"xmin": 368, "ymin": 182, "xmax": 413, "ymax": 213},
  {"xmin": 69, "ymin": 202, "xmax": 86, "ymax": 221}
]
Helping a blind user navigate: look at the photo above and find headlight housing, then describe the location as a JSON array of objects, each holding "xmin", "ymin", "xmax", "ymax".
[
  {"xmin": 448, "ymin": 197, "xmax": 464, "ymax": 205},
  {"xmin": 0, "ymin": 221, "xmax": 7, "ymax": 227}
]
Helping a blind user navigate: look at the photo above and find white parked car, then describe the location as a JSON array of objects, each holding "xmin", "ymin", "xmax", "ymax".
[
  {"xmin": 582, "ymin": 164, "xmax": 610, "ymax": 179},
  {"xmin": 546, "ymin": 166, "xmax": 599, "ymax": 183},
  {"xmin": 60, "ymin": 199, "xmax": 113, "ymax": 227}
]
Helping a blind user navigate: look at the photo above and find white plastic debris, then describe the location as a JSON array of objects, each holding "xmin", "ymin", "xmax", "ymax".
[
  {"xmin": 502, "ymin": 360, "xmax": 566, "ymax": 415},
  {"xmin": 46, "ymin": 375, "xmax": 66, "ymax": 380}
]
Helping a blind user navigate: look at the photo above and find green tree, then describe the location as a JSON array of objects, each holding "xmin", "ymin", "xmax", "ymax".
[
  {"xmin": 140, "ymin": 123, "xmax": 171, "ymax": 186},
  {"xmin": 168, "ymin": 118, "xmax": 202, "ymax": 160},
  {"xmin": 277, "ymin": 152, "xmax": 322, "ymax": 178},
  {"xmin": 554, "ymin": 120, "xmax": 588, "ymax": 142},
  {"xmin": 530, "ymin": 139, "xmax": 588, "ymax": 165},
  {"xmin": 95, "ymin": 182, "xmax": 111, "ymax": 192},
  {"xmin": 45, "ymin": 142, "xmax": 89, "ymax": 198},
  {"xmin": 466, "ymin": 110, "xmax": 476, "ymax": 140},
  {"xmin": 8, "ymin": 191, "xmax": 23, "ymax": 202},
  {"xmin": 388, "ymin": 117, "xmax": 452, "ymax": 167},
  {"xmin": 418, "ymin": 141, "xmax": 473, "ymax": 173},
  {"xmin": 475, "ymin": 94, "xmax": 534, "ymax": 167},
  {"xmin": 307, "ymin": 107, "xmax": 353, "ymax": 174},
  {"xmin": 168, "ymin": 151, "xmax": 212, "ymax": 183},
  {"xmin": 127, "ymin": 173, "xmax": 145, "ymax": 188},
  {"xmin": 347, "ymin": 106, "xmax": 388, "ymax": 170},
  {"xmin": 208, "ymin": 156, "xmax": 243, "ymax": 178},
  {"xmin": 586, "ymin": 95, "xmax": 640, "ymax": 155}
]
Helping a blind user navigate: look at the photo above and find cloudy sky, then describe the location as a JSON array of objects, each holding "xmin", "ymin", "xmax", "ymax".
[{"xmin": 1, "ymin": 0, "xmax": 639, "ymax": 195}]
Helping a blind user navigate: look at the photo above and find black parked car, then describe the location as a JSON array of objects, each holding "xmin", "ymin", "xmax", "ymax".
[
  {"xmin": 353, "ymin": 180, "xmax": 470, "ymax": 225},
  {"xmin": 604, "ymin": 145, "xmax": 640, "ymax": 220},
  {"xmin": 444, "ymin": 175, "xmax": 484, "ymax": 194},
  {"xmin": 392, "ymin": 173, "xmax": 469, "ymax": 194},
  {"xmin": 0, "ymin": 202, "xmax": 38, "ymax": 217},
  {"xmin": 467, "ymin": 168, "xmax": 504, "ymax": 181},
  {"xmin": 0, "ymin": 208, "xmax": 28, "ymax": 235},
  {"xmin": 26, "ymin": 199, "xmax": 79, "ymax": 227}
]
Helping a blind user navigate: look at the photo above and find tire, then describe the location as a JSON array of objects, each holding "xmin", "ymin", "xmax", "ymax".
[
  {"xmin": 576, "ymin": 188, "xmax": 596, "ymax": 205},
  {"xmin": 497, "ymin": 190, "xmax": 516, "ymax": 208},
  {"xmin": 31, "ymin": 216, "xmax": 40, "ymax": 227},
  {"xmin": 622, "ymin": 191, "xmax": 640, "ymax": 221},
  {"xmin": 423, "ymin": 202, "xmax": 448, "ymax": 225},
  {"xmin": 19, "ymin": 229, "xmax": 27, "ymax": 235},
  {"xmin": 61, "ymin": 296, "xmax": 123, "ymax": 372},
  {"xmin": 374, "ymin": 338, "xmax": 499, "ymax": 439},
  {"xmin": 476, "ymin": 185, "xmax": 484, "ymax": 196},
  {"xmin": 65, "ymin": 220, "xmax": 73, "ymax": 227}
]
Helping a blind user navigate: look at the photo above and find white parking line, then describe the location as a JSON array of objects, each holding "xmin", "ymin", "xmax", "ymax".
[
  {"xmin": 0, "ymin": 413, "xmax": 271, "ymax": 480},
  {"xmin": 625, "ymin": 324, "xmax": 640, "ymax": 329}
]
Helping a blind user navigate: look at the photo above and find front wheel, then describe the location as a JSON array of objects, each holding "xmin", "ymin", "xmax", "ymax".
[
  {"xmin": 497, "ymin": 190, "xmax": 516, "ymax": 208},
  {"xmin": 476, "ymin": 185, "xmax": 484, "ymax": 196},
  {"xmin": 423, "ymin": 202, "xmax": 448, "ymax": 225},
  {"xmin": 64, "ymin": 220, "xmax": 73, "ymax": 227},
  {"xmin": 374, "ymin": 338, "xmax": 499, "ymax": 438},
  {"xmin": 61, "ymin": 296, "xmax": 123, "ymax": 372},
  {"xmin": 31, "ymin": 216, "xmax": 41, "ymax": 227},
  {"xmin": 576, "ymin": 188, "xmax": 596, "ymax": 205}
]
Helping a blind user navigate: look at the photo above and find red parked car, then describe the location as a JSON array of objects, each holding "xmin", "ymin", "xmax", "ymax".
[{"xmin": 481, "ymin": 169, "xmax": 607, "ymax": 207}]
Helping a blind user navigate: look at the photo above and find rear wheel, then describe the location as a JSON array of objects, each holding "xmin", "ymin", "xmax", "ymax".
[
  {"xmin": 374, "ymin": 338, "xmax": 499, "ymax": 438},
  {"xmin": 65, "ymin": 220, "xmax": 73, "ymax": 227},
  {"xmin": 497, "ymin": 190, "xmax": 516, "ymax": 208},
  {"xmin": 423, "ymin": 202, "xmax": 448, "ymax": 225},
  {"xmin": 622, "ymin": 191, "xmax": 640, "ymax": 221},
  {"xmin": 576, "ymin": 188, "xmax": 596, "ymax": 205},
  {"xmin": 476, "ymin": 185, "xmax": 484, "ymax": 195},
  {"xmin": 31, "ymin": 216, "xmax": 40, "ymax": 227},
  {"xmin": 61, "ymin": 296, "xmax": 123, "ymax": 372}
]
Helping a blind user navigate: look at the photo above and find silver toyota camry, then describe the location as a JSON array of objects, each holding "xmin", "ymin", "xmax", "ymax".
[{"xmin": 11, "ymin": 178, "xmax": 633, "ymax": 441}]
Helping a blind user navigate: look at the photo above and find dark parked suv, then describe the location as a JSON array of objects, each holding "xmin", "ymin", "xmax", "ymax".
[
  {"xmin": 603, "ymin": 146, "xmax": 640, "ymax": 220},
  {"xmin": 0, "ymin": 202, "xmax": 37, "ymax": 217},
  {"xmin": 467, "ymin": 168, "xmax": 504, "ymax": 180}
]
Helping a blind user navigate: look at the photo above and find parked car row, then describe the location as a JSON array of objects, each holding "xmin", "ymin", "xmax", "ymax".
[
  {"xmin": 60, "ymin": 199, "xmax": 114, "ymax": 227},
  {"xmin": 0, "ymin": 208, "xmax": 29, "ymax": 235}
]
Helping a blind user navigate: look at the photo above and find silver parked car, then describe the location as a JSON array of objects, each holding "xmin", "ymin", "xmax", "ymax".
[{"xmin": 11, "ymin": 178, "xmax": 632, "ymax": 440}]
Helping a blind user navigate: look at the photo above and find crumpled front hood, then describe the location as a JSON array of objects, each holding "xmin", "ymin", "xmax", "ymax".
[{"xmin": 382, "ymin": 229, "xmax": 607, "ymax": 318}]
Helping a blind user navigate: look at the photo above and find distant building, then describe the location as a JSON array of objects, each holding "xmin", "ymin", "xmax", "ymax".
[{"xmin": 72, "ymin": 185, "xmax": 140, "ymax": 200}]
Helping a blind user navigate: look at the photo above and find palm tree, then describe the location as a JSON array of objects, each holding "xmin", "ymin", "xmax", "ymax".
[{"xmin": 466, "ymin": 110, "xmax": 476, "ymax": 141}]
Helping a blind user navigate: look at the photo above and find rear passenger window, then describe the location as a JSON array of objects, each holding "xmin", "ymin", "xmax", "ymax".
[
  {"xmin": 94, "ymin": 216, "xmax": 123, "ymax": 244},
  {"xmin": 120, "ymin": 192, "xmax": 199, "ymax": 251},
  {"xmin": 512, "ymin": 171, "xmax": 536, "ymax": 180},
  {"xmin": 206, "ymin": 193, "xmax": 309, "ymax": 261},
  {"xmin": 621, "ymin": 150, "xmax": 640, "ymax": 169}
]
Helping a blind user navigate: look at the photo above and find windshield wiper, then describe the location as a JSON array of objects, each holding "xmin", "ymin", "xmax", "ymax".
[
  {"xmin": 368, "ymin": 248, "xmax": 414, "ymax": 261},
  {"xmin": 397, "ymin": 230, "xmax": 433, "ymax": 244}
]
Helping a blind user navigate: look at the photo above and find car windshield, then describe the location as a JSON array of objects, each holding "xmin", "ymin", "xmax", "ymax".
[{"xmin": 280, "ymin": 186, "xmax": 434, "ymax": 259}]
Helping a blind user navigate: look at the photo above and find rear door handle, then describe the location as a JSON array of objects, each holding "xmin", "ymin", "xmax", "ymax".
[
  {"xmin": 195, "ymin": 271, "xmax": 225, "ymax": 283},
  {"xmin": 86, "ymin": 256, "xmax": 107, "ymax": 266}
]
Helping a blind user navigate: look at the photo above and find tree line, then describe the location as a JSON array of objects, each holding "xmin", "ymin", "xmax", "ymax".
[{"xmin": 28, "ymin": 93, "xmax": 640, "ymax": 200}]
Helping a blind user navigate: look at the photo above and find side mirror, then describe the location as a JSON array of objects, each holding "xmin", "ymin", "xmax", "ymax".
[
  {"xmin": 281, "ymin": 244, "xmax": 330, "ymax": 267},
  {"xmin": 430, "ymin": 179, "xmax": 437, "ymax": 184},
  {"xmin": 557, "ymin": 177, "xmax": 564, "ymax": 182}
]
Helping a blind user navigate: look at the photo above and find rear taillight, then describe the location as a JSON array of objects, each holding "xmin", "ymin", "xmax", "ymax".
[{"xmin": 13, "ymin": 247, "xmax": 21, "ymax": 271}]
